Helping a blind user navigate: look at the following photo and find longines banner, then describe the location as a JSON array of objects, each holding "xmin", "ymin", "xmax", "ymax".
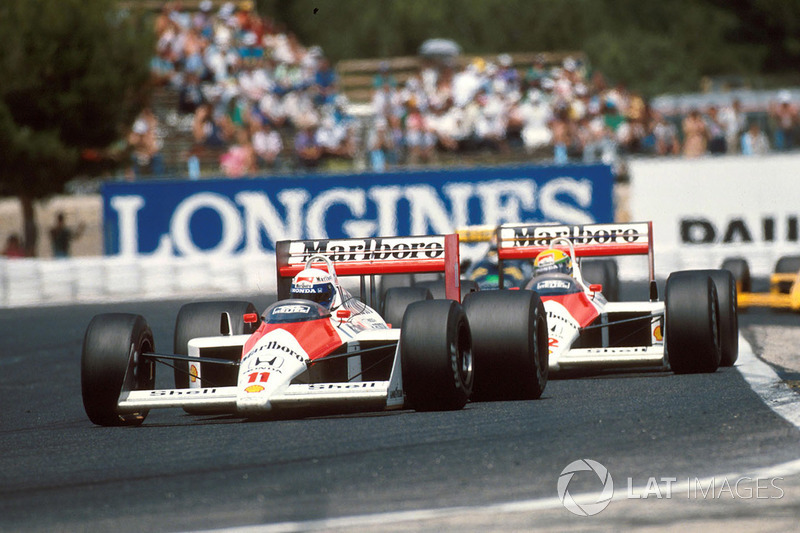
[
  {"xmin": 102, "ymin": 164, "xmax": 614, "ymax": 256},
  {"xmin": 629, "ymin": 154, "xmax": 800, "ymax": 277}
]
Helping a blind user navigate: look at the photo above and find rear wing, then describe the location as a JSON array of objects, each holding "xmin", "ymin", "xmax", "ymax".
[
  {"xmin": 496, "ymin": 221, "xmax": 658, "ymax": 299},
  {"xmin": 276, "ymin": 234, "xmax": 462, "ymax": 304}
]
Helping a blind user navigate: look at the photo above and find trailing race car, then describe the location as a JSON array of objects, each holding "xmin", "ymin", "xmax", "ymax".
[
  {"xmin": 456, "ymin": 224, "xmax": 619, "ymax": 299},
  {"xmin": 721, "ymin": 255, "xmax": 800, "ymax": 312},
  {"xmin": 494, "ymin": 221, "xmax": 738, "ymax": 374},
  {"xmin": 81, "ymin": 233, "xmax": 548, "ymax": 426}
]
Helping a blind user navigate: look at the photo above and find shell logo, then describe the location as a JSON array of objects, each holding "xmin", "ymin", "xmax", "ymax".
[
  {"xmin": 245, "ymin": 385, "xmax": 265, "ymax": 393},
  {"xmin": 190, "ymin": 364, "xmax": 199, "ymax": 383},
  {"xmin": 653, "ymin": 325, "xmax": 663, "ymax": 341}
]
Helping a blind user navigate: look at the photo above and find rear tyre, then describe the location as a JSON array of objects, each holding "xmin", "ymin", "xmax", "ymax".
[
  {"xmin": 401, "ymin": 300, "xmax": 473, "ymax": 411},
  {"xmin": 381, "ymin": 287, "xmax": 432, "ymax": 329},
  {"xmin": 463, "ymin": 290, "xmax": 549, "ymax": 401},
  {"xmin": 580, "ymin": 259, "xmax": 619, "ymax": 301},
  {"xmin": 81, "ymin": 313, "xmax": 155, "ymax": 426},
  {"xmin": 721, "ymin": 257, "xmax": 751, "ymax": 294},
  {"xmin": 666, "ymin": 272, "xmax": 721, "ymax": 374},
  {"xmin": 173, "ymin": 300, "xmax": 258, "ymax": 388},
  {"xmin": 414, "ymin": 278, "xmax": 480, "ymax": 301},
  {"xmin": 690, "ymin": 269, "xmax": 738, "ymax": 367},
  {"xmin": 775, "ymin": 255, "xmax": 800, "ymax": 294}
]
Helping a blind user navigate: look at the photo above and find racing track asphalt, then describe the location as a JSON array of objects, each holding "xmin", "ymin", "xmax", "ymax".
[{"xmin": 1, "ymin": 283, "xmax": 799, "ymax": 532}]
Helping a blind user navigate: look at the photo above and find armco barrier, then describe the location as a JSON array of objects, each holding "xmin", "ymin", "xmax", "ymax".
[{"xmin": 0, "ymin": 254, "xmax": 277, "ymax": 308}]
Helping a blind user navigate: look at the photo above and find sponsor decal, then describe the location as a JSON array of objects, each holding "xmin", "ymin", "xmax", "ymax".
[
  {"xmin": 272, "ymin": 304, "xmax": 311, "ymax": 314},
  {"xmin": 102, "ymin": 166, "xmax": 613, "ymax": 256},
  {"xmin": 243, "ymin": 340, "xmax": 305, "ymax": 366},
  {"xmin": 537, "ymin": 279, "xmax": 572, "ymax": 290},
  {"xmin": 680, "ymin": 216, "xmax": 800, "ymax": 244},
  {"xmin": 504, "ymin": 223, "xmax": 647, "ymax": 248},
  {"xmin": 288, "ymin": 237, "xmax": 445, "ymax": 263},
  {"xmin": 245, "ymin": 384, "xmax": 265, "ymax": 393},
  {"xmin": 653, "ymin": 324, "xmax": 663, "ymax": 341},
  {"xmin": 149, "ymin": 388, "xmax": 218, "ymax": 396},
  {"xmin": 190, "ymin": 363, "xmax": 199, "ymax": 383}
]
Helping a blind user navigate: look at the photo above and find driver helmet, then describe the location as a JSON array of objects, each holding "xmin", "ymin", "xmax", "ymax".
[
  {"xmin": 290, "ymin": 268, "xmax": 337, "ymax": 309},
  {"xmin": 533, "ymin": 248, "xmax": 572, "ymax": 277}
]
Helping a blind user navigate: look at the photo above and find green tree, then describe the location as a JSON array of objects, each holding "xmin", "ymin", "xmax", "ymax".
[{"xmin": 0, "ymin": 0, "xmax": 153, "ymax": 256}]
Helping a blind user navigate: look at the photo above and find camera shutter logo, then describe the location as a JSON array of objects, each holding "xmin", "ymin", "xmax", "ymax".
[{"xmin": 557, "ymin": 459, "xmax": 614, "ymax": 516}]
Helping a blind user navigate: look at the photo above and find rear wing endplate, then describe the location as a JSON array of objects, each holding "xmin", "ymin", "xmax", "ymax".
[{"xmin": 276, "ymin": 234, "xmax": 462, "ymax": 303}]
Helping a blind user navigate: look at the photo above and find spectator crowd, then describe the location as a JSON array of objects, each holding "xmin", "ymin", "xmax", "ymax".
[{"xmin": 129, "ymin": 0, "xmax": 800, "ymax": 179}]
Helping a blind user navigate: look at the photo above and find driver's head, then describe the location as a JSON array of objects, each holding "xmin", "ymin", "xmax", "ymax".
[
  {"xmin": 533, "ymin": 248, "xmax": 572, "ymax": 277},
  {"xmin": 290, "ymin": 268, "xmax": 337, "ymax": 309}
]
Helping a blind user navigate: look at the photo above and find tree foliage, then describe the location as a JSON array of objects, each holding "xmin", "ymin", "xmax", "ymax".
[
  {"xmin": 0, "ymin": 0, "xmax": 153, "ymax": 200},
  {"xmin": 260, "ymin": 0, "xmax": 799, "ymax": 96}
]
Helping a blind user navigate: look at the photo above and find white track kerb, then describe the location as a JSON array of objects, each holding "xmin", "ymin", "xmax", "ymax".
[{"xmin": 203, "ymin": 334, "xmax": 800, "ymax": 533}]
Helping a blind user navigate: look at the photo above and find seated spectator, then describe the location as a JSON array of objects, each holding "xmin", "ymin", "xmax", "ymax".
[
  {"xmin": 516, "ymin": 90, "xmax": 553, "ymax": 153},
  {"xmin": 193, "ymin": 103, "xmax": 233, "ymax": 147},
  {"xmin": 367, "ymin": 117, "xmax": 395, "ymax": 172},
  {"xmin": 741, "ymin": 121, "xmax": 770, "ymax": 155},
  {"xmin": 312, "ymin": 56, "xmax": 338, "ymax": 106},
  {"xmin": 405, "ymin": 107, "xmax": 437, "ymax": 165},
  {"xmin": 128, "ymin": 106, "xmax": 165, "ymax": 178},
  {"xmin": 294, "ymin": 121, "xmax": 323, "ymax": 169},
  {"xmin": 682, "ymin": 109, "xmax": 708, "ymax": 157},
  {"xmin": 316, "ymin": 114, "xmax": 356, "ymax": 160},
  {"xmin": 651, "ymin": 112, "xmax": 680, "ymax": 156},
  {"xmin": 178, "ymin": 72, "xmax": 205, "ymax": 114},
  {"xmin": 220, "ymin": 128, "xmax": 257, "ymax": 177},
  {"xmin": 251, "ymin": 120, "xmax": 283, "ymax": 169},
  {"xmin": 3, "ymin": 234, "xmax": 26, "ymax": 258}
]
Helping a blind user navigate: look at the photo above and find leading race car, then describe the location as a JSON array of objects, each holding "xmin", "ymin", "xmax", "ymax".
[
  {"xmin": 494, "ymin": 221, "xmax": 738, "ymax": 374},
  {"xmin": 81, "ymin": 233, "xmax": 548, "ymax": 426}
]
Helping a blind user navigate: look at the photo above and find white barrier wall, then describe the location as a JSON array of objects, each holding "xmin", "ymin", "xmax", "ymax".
[
  {"xmin": 627, "ymin": 153, "xmax": 800, "ymax": 279},
  {"xmin": 0, "ymin": 254, "xmax": 277, "ymax": 308},
  {"xmin": 3, "ymin": 153, "xmax": 799, "ymax": 307}
]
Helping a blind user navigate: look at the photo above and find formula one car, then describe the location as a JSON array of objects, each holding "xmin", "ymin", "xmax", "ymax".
[
  {"xmin": 721, "ymin": 255, "xmax": 800, "ymax": 311},
  {"xmin": 493, "ymin": 221, "xmax": 738, "ymax": 373},
  {"xmin": 81, "ymin": 233, "xmax": 548, "ymax": 426}
]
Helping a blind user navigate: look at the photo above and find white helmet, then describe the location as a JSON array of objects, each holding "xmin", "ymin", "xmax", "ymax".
[{"xmin": 290, "ymin": 268, "xmax": 337, "ymax": 309}]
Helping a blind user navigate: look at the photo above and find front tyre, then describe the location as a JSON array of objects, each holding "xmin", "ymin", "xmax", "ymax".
[
  {"xmin": 401, "ymin": 300, "xmax": 473, "ymax": 411},
  {"xmin": 666, "ymin": 271, "xmax": 721, "ymax": 374},
  {"xmin": 463, "ymin": 290, "xmax": 549, "ymax": 401},
  {"xmin": 81, "ymin": 313, "xmax": 155, "ymax": 426}
]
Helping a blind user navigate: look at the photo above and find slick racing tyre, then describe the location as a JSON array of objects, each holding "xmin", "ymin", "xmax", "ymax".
[
  {"xmin": 665, "ymin": 271, "xmax": 722, "ymax": 374},
  {"xmin": 463, "ymin": 290, "xmax": 549, "ymax": 401},
  {"xmin": 174, "ymin": 301, "xmax": 258, "ymax": 414},
  {"xmin": 721, "ymin": 257, "xmax": 751, "ymax": 294},
  {"xmin": 81, "ymin": 313, "xmax": 155, "ymax": 426},
  {"xmin": 401, "ymin": 299, "xmax": 473, "ymax": 411},
  {"xmin": 381, "ymin": 287, "xmax": 432, "ymax": 329},
  {"xmin": 414, "ymin": 279, "xmax": 480, "ymax": 300},
  {"xmin": 690, "ymin": 269, "xmax": 739, "ymax": 367},
  {"xmin": 580, "ymin": 259, "xmax": 619, "ymax": 302},
  {"xmin": 774, "ymin": 255, "xmax": 800, "ymax": 294}
]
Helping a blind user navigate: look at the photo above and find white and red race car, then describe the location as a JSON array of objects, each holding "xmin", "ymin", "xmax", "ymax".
[
  {"xmin": 81, "ymin": 234, "xmax": 549, "ymax": 426},
  {"xmin": 494, "ymin": 221, "xmax": 738, "ymax": 374}
]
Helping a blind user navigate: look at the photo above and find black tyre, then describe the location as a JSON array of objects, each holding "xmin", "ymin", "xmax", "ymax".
[
  {"xmin": 690, "ymin": 269, "xmax": 738, "ymax": 367},
  {"xmin": 721, "ymin": 257, "xmax": 751, "ymax": 294},
  {"xmin": 414, "ymin": 278, "xmax": 480, "ymax": 301},
  {"xmin": 81, "ymin": 313, "xmax": 155, "ymax": 426},
  {"xmin": 401, "ymin": 299, "xmax": 473, "ymax": 411},
  {"xmin": 580, "ymin": 259, "xmax": 619, "ymax": 301},
  {"xmin": 665, "ymin": 271, "xmax": 721, "ymax": 374},
  {"xmin": 173, "ymin": 300, "xmax": 258, "ymax": 389},
  {"xmin": 463, "ymin": 290, "xmax": 549, "ymax": 401},
  {"xmin": 382, "ymin": 287, "xmax": 432, "ymax": 329},
  {"xmin": 378, "ymin": 273, "xmax": 414, "ymax": 302},
  {"xmin": 774, "ymin": 255, "xmax": 800, "ymax": 294}
]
